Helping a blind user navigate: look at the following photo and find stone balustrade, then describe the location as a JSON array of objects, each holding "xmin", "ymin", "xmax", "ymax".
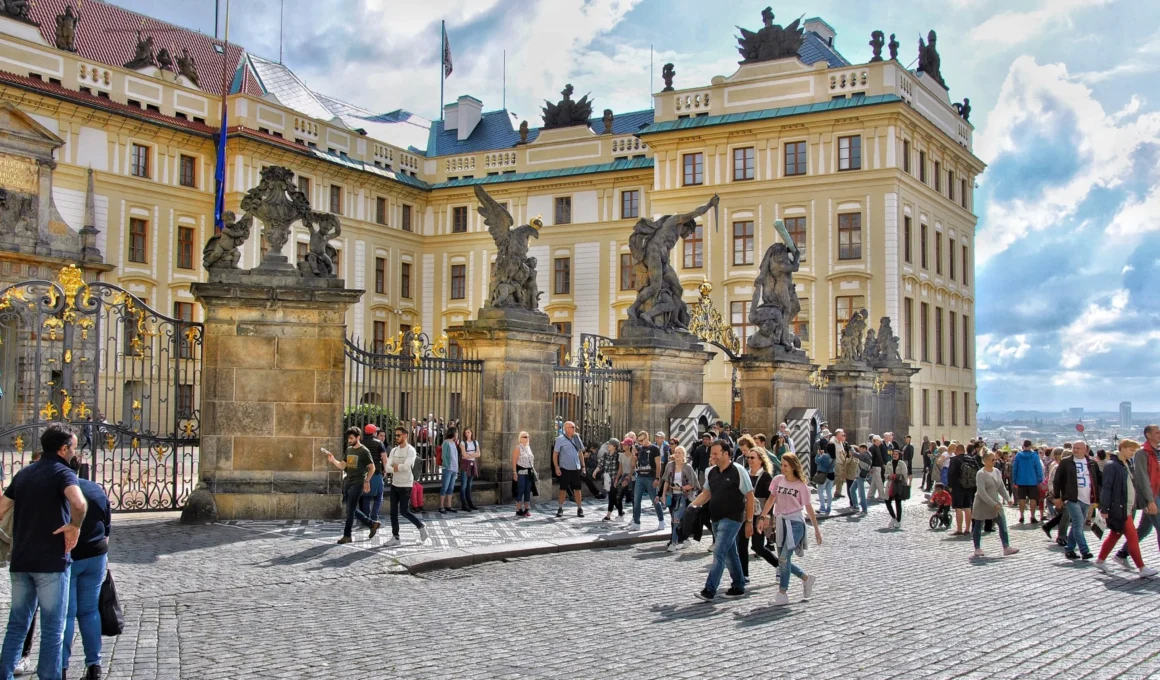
[
  {"xmin": 829, "ymin": 70, "xmax": 869, "ymax": 93},
  {"xmin": 611, "ymin": 136, "xmax": 647, "ymax": 155},
  {"xmin": 673, "ymin": 91, "xmax": 711, "ymax": 114},
  {"xmin": 484, "ymin": 151, "xmax": 517, "ymax": 169}
]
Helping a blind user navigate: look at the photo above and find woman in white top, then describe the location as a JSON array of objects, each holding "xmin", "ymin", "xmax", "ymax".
[
  {"xmin": 511, "ymin": 431, "xmax": 535, "ymax": 517},
  {"xmin": 459, "ymin": 428, "xmax": 481, "ymax": 511}
]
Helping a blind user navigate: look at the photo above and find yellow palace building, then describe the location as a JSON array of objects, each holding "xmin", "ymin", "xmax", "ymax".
[{"xmin": 0, "ymin": 2, "xmax": 981, "ymax": 443}]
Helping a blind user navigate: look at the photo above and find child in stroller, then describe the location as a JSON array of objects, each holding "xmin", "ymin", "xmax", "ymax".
[{"xmin": 928, "ymin": 483, "xmax": 952, "ymax": 530}]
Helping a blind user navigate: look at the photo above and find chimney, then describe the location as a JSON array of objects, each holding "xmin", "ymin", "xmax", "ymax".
[
  {"xmin": 456, "ymin": 95, "xmax": 482, "ymax": 141},
  {"xmin": 442, "ymin": 101, "xmax": 459, "ymax": 132},
  {"xmin": 804, "ymin": 17, "xmax": 836, "ymax": 48}
]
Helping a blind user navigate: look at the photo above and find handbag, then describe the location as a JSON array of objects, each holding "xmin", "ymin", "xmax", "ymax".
[
  {"xmin": 812, "ymin": 471, "xmax": 827, "ymax": 485},
  {"xmin": 410, "ymin": 481, "xmax": 424, "ymax": 511},
  {"xmin": 99, "ymin": 568, "xmax": 124, "ymax": 637}
]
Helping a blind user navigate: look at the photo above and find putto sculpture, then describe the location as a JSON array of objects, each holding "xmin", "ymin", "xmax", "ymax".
[
  {"xmin": 124, "ymin": 31, "xmax": 155, "ymax": 70},
  {"xmin": 838, "ymin": 308, "xmax": 869, "ymax": 364},
  {"xmin": 888, "ymin": 33, "xmax": 899, "ymax": 60},
  {"xmin": 917, "ymin": 30, "xmax": 946, "ymax": 89},
  {"xmin": 474, "ymin": 185, "xmax": 544, "ymax": 313},
  {"xmin": 867, "ymin": 316, "xmax": 902, "ymax": 366},
  {"xmin": 869, "ymin": 31, "xmax": 885, "ymax": 62},
  {"xmin": 298, "ymin": 212, "xmax": 341, "ymax": 277},
  {"xmin": 625, "ymin": 195, "xmax": 719, "ymax": 331},
  {"xmin": 202, "ymin": 211, "xmax": 252, "ymax": 271},
  {"xmin": 661, "ymin": 63, "xmax": 676, "ymax": 91},
  {"xmin": 54, "ymin": 5, "xmax": 80, "ymax": 52},
  {"xmin": 156, "ymin": 47, "xmax": 174, "ymax": 73},
  {"xmin": 746, "ymin": 220, "xmax": 805, "ymax": 360},
  {"xmin": 1, "ymin": 0, "xmax": 35, "ymax": 24},
  {"xmin": 541, "ymin": 84, "xmax": 593, "ymax": 130},
  {"xmin": 736, "ymin": 7, "xmax": 805, "ymax": 63}
]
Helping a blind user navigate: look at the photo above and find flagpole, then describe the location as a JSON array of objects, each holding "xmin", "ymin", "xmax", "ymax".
[
  {"xmin": 215, "ymin": 0, "xmax": 230, "ymax": 232},
  {"xmin": 502, "ymin": 50, "xmax": 506, "ymax": 110},
  {"xmin": 440, "ymin": 20, "xmax": 445, "ymax": 121}
]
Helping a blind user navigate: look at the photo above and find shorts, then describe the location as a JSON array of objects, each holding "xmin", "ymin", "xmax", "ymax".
[
  {"xmin": 951, "ymin": 488, "xmax": 975, "ymax": 509},
  {"xmin": 557, "ymin": 468, "xmax": 582, "ymax": 492},
  {"xmin": 1016, "ymin": 485, "xmax": 1039, "ymax": 501}
]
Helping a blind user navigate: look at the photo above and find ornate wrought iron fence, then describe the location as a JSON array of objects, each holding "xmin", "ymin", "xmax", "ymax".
[
  {"xmin": 870, "ymin": 378, "xmax": 899, "ymax": 437},
  {"xmin": 0, "ymin": 265, "xmax": 201, "ymax": 510},
  {"xmin": 343, "ymin": 329, "xmax": 483, "ymax": 483},
  {"xmin": 551, "ymin": 340, "xmax": 632, "ymax": 453}
]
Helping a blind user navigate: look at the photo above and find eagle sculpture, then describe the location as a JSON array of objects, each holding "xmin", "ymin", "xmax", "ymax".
[{"xmin": 475, "ymin": 185, "xmax": 544, "ymax": 311}]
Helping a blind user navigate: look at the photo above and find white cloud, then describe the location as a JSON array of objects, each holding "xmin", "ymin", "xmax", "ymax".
[
  {"xmin": 1055, "ymin": 289, "xmax": 1160, "ymax": 369},
  {"xmin": 976, "ymin": 333, "xmax": 1032, "ymax": 371},
  {"xmin": 970, "ymin": 0, "xmax": 1113, "ymax": 45}
]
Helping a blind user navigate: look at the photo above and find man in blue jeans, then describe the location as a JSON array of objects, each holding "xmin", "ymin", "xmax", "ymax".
[
  {"xmin": 0, "ymin": 423, "xmax": 88, "ymax": 680},
  {"xmin": 1053, "ymin": 441, "xmax": 1100, "ymax": 560},
  {"xmin": 631, "ymin": 430, "xmax": 664, "ymax": 532},
  {"xmin": 325, "ymin": 427, "xmax": 380, "ymax": 545},
  {"xmin": 62, "ymin": 448, "xmax": 112, "ymax": 680},
  {"xmin": 688, "ymin": 440, "xmax": 755, "ymax": 601}
]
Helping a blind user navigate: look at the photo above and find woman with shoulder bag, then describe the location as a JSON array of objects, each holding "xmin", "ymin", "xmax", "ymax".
[
  {"xmin": 813, "ymin": 446, "xmax": 835, "ymax": 515},
  {"xmin": 851, "ymin": 444, "xmax": 872, "ymax": 515},
  {"xmin": 740, "ymin": 443, "xmax": 779, "ymax": 576},
  {"xmin": 660, "ymin": 445, "xmax": 700, "ymax": 551},
  {"xmin": 885, "ymin": 448, "xmax": 910, "ymax": 529},
  {"xmin": 458, "ymin": 428, "xmax": 481, "ymax": 511},
  {"xmin": 511, "ymin": 432, "xmax": 535, "ymax": 517}
]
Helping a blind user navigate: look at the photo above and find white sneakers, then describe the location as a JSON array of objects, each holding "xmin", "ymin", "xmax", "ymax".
[
  {"xmin": 1139, "ymin": 566, "xmax": 1158, "ymax": 578},
  {"xmin": 1002, "ymin": 546, "xmax": 1019, "ymax": 556},
  {"xmin": 1112, "ymin": 555, "xmax": 1130, "ymax": 571},
  {"xmin": 382, "ymin": 537, "xmax": 401, "ymax": 547},
  {"xmin": 630, "ymin": 522, "xmax": 642, "ymax": 531},
  {"xmin": 972, "ymin": 548, "xmax": 985, "ymax": 558},
  {"xmin": 802, "ymin": 574, "xmax": 817, "ymax": 599},
  {"xmin": 773, "ymin": 592, "xmax": 790, "ymax": 606},
  {"xmin": 1094, "ymin": 559, "xmax": 1109, "ymax": 573},
  {"xmin": 658, "ymin": 519, "xmax": 666, "ymax": 532},
  {"xmin": 418, "ymin": 527, "xmax": 430, "ymax": 543},
  {"xmin": 666, "ymin": 542, "xmax": 677, "ymax": 552}
]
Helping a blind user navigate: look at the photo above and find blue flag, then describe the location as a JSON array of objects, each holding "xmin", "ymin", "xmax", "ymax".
[{"xmin": 213, "ymin": 98, "xmax": 227, "ymax": 231}]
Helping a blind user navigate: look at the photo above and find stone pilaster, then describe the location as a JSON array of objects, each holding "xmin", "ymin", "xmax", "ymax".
[
  {"xmin": 184, "ymin": 281, "xmax": 363, "ymax": 521},
  {"xmin": 824, "ymin": 363, "xmax": 876, "ymax": 443},
  {"xmin": 601, "ymin": 336, "xmax": 714, "ymax": 437},
  {"xmin": 878, "ymin": 363, "xmax": 921, "ymax": 436},
  {"xmin": 734, "ymin": 356, "xmax": 817, "ymax": 434}
]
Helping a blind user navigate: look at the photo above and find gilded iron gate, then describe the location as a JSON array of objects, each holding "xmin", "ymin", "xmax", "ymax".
[
  {"xmin": 0, "ymin": 265, "xmax": 201, "ymax": 510},
  {"xmin": 551, "ymin": 335, "xmax": 632, "ymax": 451}
]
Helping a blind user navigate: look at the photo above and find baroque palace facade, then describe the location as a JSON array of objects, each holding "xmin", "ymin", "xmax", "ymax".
[{"xmin": 0, "ymin": 2, "xmax": 981, "ymax": 442}]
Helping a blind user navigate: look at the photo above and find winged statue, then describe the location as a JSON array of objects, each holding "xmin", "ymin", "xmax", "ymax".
[
  {"xmin": 736, "ymin": 7, "xmax": 805, "ymax": 63},
  {"xmin": 475, "ymin": 185, "xmax": 543, "ymax": 311},
  {"xmin": 541, "ymin": 84, "xmax": 594, "ymax": 129}
]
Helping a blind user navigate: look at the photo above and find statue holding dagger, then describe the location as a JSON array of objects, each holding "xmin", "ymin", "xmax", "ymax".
[{"xmin": 746, "ymin": 219, "xmax": 807, "ymax": 360}]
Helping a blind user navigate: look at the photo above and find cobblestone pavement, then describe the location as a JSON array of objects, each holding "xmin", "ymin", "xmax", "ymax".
[{"xmin": 6, "ymin": 499, "xmax": 1160, "ymax": 679}]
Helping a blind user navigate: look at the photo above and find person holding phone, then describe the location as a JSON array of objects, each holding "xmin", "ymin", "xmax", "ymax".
[{"xmin": 323, "ymin": 427, "xmax": 379, "ymax": 545}]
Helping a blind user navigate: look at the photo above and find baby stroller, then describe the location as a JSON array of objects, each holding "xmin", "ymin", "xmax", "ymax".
[{"xmin": 928, "ymin": 484, "xmax": 952, "ymax": 530}]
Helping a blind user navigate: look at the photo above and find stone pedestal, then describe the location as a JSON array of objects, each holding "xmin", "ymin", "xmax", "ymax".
[
  {"xmin": 602, "ymin": 333, "xmax": 714, "ymax": 437},
  {"xmin": 877, "ymin": 362, "xmax": 922, "ymax": 435},
  {"xmin": 824, "ymin": 363, "xmax": 876, "ymax": 442},
  {"xmin": 185, "ymin": 280, "xmax": 363, "ymax": 521},
  {"xmin": 450, "ymin": 309, "xmax": 561, "ymax": 500},
  {"xmin": 734, "ymin": 357, "xmax": 817, "ymax": 434}
]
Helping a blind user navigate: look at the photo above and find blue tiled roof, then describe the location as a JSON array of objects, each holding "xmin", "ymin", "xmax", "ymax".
[
  {"xmin": 432, "ymin": 157, "xmax": 653, "ymax": 189},
  {"xmin": 636, "ymin": 94, "xmax": 901, "ymax": 136},
  {"xmin": 427, "ymin": 108, "xmax": 655, "ymax": 158},
  {"xmin": 306, "ymin": 147, "xmax": 431, "ymax": 190},
  {"xmin": 801, "ymin": 30, "xmax": 849, "ymax": 68}
]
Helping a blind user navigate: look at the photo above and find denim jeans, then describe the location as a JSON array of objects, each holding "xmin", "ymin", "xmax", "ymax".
[
  {"xmin": 516, "ymin": 473, "xmax": 533, "ymax": 503},
  {"xmin": 633, "ymin": 476, "xmax": 663, "ymax": 524},
  {"xmin": 388, "ymin": 485, "xmax": 424, "ymax": 539},
  {"xmin": 777, "ymin": 519, "xmax": 806, "ymax": 591},
  {"xmin": 971, "ymin": 515, "xmax": 1010, "ymax": 550},
  {"xmin": 458, "ymin": 471, "xmax": 475, "ymax": 507},
  {"xmin": 62, "ymin": 553, "xmax": 106, "ymax": 670},
  {"xmin": 818, "ymin": 479, "xmax": 834, "ymax": 513},
  {"xmin": 1, "ymin": 568, "xmax": 71, "ymax": 680},
  {"xmin": 851, "ymin": 477, "xmax": 868, "ymax": 512},
  {"xmin": 704, "ymin": 518, "xmax": 745, "ymax": 595},
  {"xmin": 1119, "ymin": 509, "xmax": 1160, "ymax": 559},
  {"xmin": 360, "ymin": 473, "xmax": 384, "ymax": 521},
  {"xmin": 668, "ymin": 494, "xmax": 687, "ymax": 544},
  {"xmin": 1066, "ymin": 501, "xmax": 1091, "ymax": 554},
  {"xmin": 439, "ymin": 468, "xmax": 457, "ymax": 496},
  {"xmin": 343, "ymin": 483, "xmax": 376, "ymax": 537}
]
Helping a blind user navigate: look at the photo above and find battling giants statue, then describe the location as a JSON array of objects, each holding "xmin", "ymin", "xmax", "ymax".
[
  {"xmin": 746, "ymin": 220, "xmax": 806, "ymax": 361},
  {"xmin": 625, "ymin": 195, "xmax": 719, "ymax": 331},
  {"xmin": 474, "ymin": 185, "xmax": 544, "ymax": 314}
]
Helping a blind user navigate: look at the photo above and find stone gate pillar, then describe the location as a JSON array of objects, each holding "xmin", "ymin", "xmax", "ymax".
[
  {"xmin": 185, "ymin": 280, "xmax": 363, "ymax": 520},
  {"xmin": 824, "ymin": 364, "xmax": 876, "ymax": 443},
  {"xmin": 601, "ymin": 332, "xmax": 714, "ymax": 437},
  {"xmin": 734, "ymin": 356, "xmax": 816, "ymax": 434},
  {"xmin": 879, "ymin": 364, "xmax": 921, "ymax": 436}
]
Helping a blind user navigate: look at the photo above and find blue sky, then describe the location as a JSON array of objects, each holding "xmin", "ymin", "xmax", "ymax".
[{"xmin": 113, "ymin": 0, "xmax": 1160, "ymax": 412}]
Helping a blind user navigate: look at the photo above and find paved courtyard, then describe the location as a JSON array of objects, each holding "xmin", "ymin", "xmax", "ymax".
[{"xmin": 7, "ymin": 499, "xmax": 1160, "ymax": 679}]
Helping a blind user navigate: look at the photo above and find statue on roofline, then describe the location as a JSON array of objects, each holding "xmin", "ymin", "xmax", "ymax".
[{"xmin": 736, "ymin": 7, "xmax": 805, "ymax": 63}]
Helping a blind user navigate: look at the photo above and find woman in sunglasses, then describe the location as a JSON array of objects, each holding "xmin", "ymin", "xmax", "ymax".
[
  {"xmin": 511, "ymin": 431, "xmax": 536, "ymax": 517},
  {"xmin": 738, "ymin": 435, "xmax": 779, "ymax": 580}
]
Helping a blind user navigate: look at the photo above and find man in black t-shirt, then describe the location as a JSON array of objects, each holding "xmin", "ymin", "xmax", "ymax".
[
  {"xmin": 631, "ymin": 430, "xmax": 665, "ymax": 531},
  {"xmin": 691, "ymin": 432, "xmax": 713, "ymax": 483},
  {"xmin": 688, "ymin": 441, "xmax": 754, "ymax": 601},
  {"xmin": 326, "ymin": 427, "xmax": 380, "ymax": 544},
  {"xmin": 360, "ymin": 424, "xmax": 388, "ymax": 523}
]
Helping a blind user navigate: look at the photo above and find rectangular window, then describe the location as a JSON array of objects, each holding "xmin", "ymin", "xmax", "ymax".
[
  {"xmin": 838, "ymin": 135, "xmax": 861, "ymax": 171},
  {"xmin": 375, "ymin": 197, "xmax": 387, "ymax": 225},
  {"xmin": 683, "ymin": 153, "xmax": 704, "ymax": 186},
  {"xmin": 732, "ymin": 221, "xmax": 754, "ymax": 266},
  {"xmin": 935, "ymin": 232, "xmax": 943, "ymax": 275},
  {"xmin": 173, "ymin": 301, "xmax": 194, "ymax": 359},
  {"xmin": 733, "ymin": 147, "xmax": 755, "ymax": 181},
  {"xmin": 683, "ymin": 225, "xmax": 703, "ymax": 269},
  {"xmin": 730, "ymin": 300, "xmax": 753, "ymax": 352},
  {"xmin": 373, "ymin": 321, "xmax": 386, "ymax": 353},
  {"xmin": 919, "ymin": 151, "xmax": 927, "ymax": 183},
  {"xmin": 402, "ymin": 204, "xmax": 412, "ymax": 232},
  {"xmin": 784, "ymin": 217, "xmax": 806, "ymax": 261},
  {"xmin": 177, "ymin": 226, "xmax": 194, "ymax": 270},
  {"xmin": 554, "ymin": 197, "xmax": 572, "ymax": 225},
  {"xmin": 949, "ymin": 238, "xmax": 956, "ymax": 281},
  {"xmin": 964, "ymin": 392, "xmax": 971, "ymax": 425},
  {"xmin": 962, "ymin": 245, "xmax": 969, "ymax": 286},
  {"xmin": 952, "ymin": 391, "xmax": 958, "ymax": 426},
  {"xmin": 329, "ymin": 185, "xmax": 342, "ymax": 214},
  {"xmin": 793, "ymin": 297, "xmax": 810, "ymax": 342},
  {"xmin": 619, "ymin": 253, "xmax": 636, "ymax": 291},
  {"xmin": 553, "ymin": 322, "xmax": 573, "ymax": 366},
  {"xmin": 922, "ymin": 389, "xmax": 930, "ymax": 426},
  {"xmin": 903, "ymin": 140, "xmax": 911, "ymax": 174},
  {"xmin": 904, "ymin": 217, "xmax": 912, "ymax": 264},
  {"xmin": 130, "ymin": 143, "xmax": 149, "ymax": 178},
  {"xmin": 400, "ymin": 262, "xmax": 412, "ymax": 299},
  {"xmin": 934, "ymin": 161, "xmax": 942, "ymax": 192},
  {"xmin": 554, "ymin": 257, "xmax": 571, "ymax": 295},
  {"xmin": 963, "ymin": 315, "xmax": 972, "ymax": 369},
  {"xmin": 296, "ymin": 241, "xmax": 308, "ymax": 264},
  {"xmin": 374, "ymin": 257, "xmax": 385, "ymax": 294},
  {"xmin": 904, "ymin": 298, "xmax": 914, "ymax": 359},
  {"xmin": 920, "ymin": 224, "xmax": 929, "ymax": 269},
  {"xmin": 920, "ymin": 302, "xmax": 930, "ymax": 362},
  {"xmin": 937, "ymin": 390, "xmax": 945, "ymax": 426},
  {"xmin": 837, "ymin": 213, "xmax": 862, "ymax": 260},
  {"xmin": 785, "ymin": 141, "xmax": 807, "ymax": 176},
  {"xmin": 948, "ymin": 171, "xmax": 955, "ymax": 201},
  {"xmin": 935, "ymin": 306, "xmax": 944, "ymax": 365},
  {"xmin": 961, "ymin": 178, "xmax": 969, "ymax": 209},
  {"xmin": 836, "ymin": 296, "xmax": 865, "ymax": 351},
  {"xmin": 452, "ymin": 206, "xmax": 468, "ymax": 233},
  {"xmin": 179, "ymin": 154, "xmax": 196, "ymax": 188},
  {"xmin": 128, "ymin": 218, "xmax": 148, "ymax": 263},
  {"xmin": 949, "ymin": 311, "xmax": 957, "ymax": 367},
  {"xmin": 297, "ymin": 175, "xmax": 311, "ymax": 198},
  {"xmin": 621, "ymin": 190, "xmax": 640, "ymax": 219},
  {"xmin": 450, "ymin": 264, "xmax": 466, "ymax": 300}
]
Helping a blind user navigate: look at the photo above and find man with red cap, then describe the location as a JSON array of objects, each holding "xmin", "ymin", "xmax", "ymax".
[{"xmin": 359, "ymin": 424, "xmax": 388, "ymax": 526}]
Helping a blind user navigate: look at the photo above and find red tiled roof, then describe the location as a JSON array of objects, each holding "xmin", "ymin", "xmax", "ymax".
[
  {"xmin": 0, "ymin": 68, "xmax": 215, "ymax": 136},
  {"xmin": 26, "ymin": 0, "xmax": 262, "ymax": 97}
]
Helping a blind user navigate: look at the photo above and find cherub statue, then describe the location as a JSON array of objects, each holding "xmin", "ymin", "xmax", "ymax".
[
  {"xmin": 297, "ymin": 211, "xmax": 341, "ymax": 277},
  {"xmin": 661, "ymin": 63, "xmax": 676, "ymax": 91},
  {"xmin": 202, "ymin": 211, "xmax": 253, "ymax": 270},
  {"xmin": 863, "ymin": 328, "xmax": 879, "ymax": 361}
]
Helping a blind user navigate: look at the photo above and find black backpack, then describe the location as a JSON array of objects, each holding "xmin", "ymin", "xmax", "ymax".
[{"xmin": 959, "ymin": 455, "xmax": 979, "ymax": 489}]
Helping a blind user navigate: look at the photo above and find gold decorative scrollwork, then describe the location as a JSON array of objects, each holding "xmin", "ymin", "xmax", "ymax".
[
  {"xmin": 872, "ymin": 373, "xmax": 886, "ymax": 395},
  {"xmin": 63, "ymin": 349, "xmax": 72, "ymax": 364},
  {"xmin": 410, "ymin": 325, "xmax": 423, "ymax": 366},
  {"xmin": 432, "ymin": 334, "xmax": 448, "ymax": 359},
  {"xmin": 808, "ymin": 368, "xmax": 829, "ymax": 388},
  {"xmin": 152, "ymin": 443, "xmax": 169, "ymax": 461},
  {"xmin": 39, "ymin": 401, "xmax": 58, "ymax": 421},
  {"xmin": 687, "ymin": 281, "xmax": 741, "ymax": 359},
  {"xmin": 104, "ymin": 432, "xmax": 116, "ymax": 451},
  {"xmin": 42, "ymin": 317, "xmax": 63, "ymax": 340},
  {"xmin": 61, "ymin": 390, "xmax": 72, "ymax": 419},
  {"xmin": 74, "ymin": 402, "xmax": 91, "ymax": 420},
  {"xmin": 76, "ymin": 316, "xmax": 94, "ymax": 340},
  {"xmin": 13, "ymin": 435, "xmax": 24, "ymax": 453},
  {"xmin": 57, "ymin": 264, "xmax": 89, "ymax": 309}
]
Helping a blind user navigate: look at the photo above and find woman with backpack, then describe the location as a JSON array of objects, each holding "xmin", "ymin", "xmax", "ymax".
[
  {"xmin": 814, "ymin": 445, "xmax": 835, "ymax": 515},
  {"xmin": 947, "ymin": 444, "xmax": 978, "ymax": 535},
  {"xmin": 884, "ymin": 448, "xmax": 910, "ymax": 529}
]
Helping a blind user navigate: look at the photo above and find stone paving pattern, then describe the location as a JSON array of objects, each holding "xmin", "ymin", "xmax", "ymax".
[{"xmin": 6, "ymin": 499, "xmax": 1160, "ymax": 679}]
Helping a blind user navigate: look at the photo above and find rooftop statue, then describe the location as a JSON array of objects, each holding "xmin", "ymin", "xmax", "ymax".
[
  {"xmin": 736, "ymin": 7, "xmax": 805, "ymax": 63},
  {"xmin": 156, "ymin": 47, "xmax": 174, "ymax": 73},
  {"xmin": 953, "ymin": 97, "xmax": 971, "ymax": 122},
  {"xmin": 541, "ymin": 84, "xmax": 593, "ymax": 130},
  {"xmin": 2, "ymin": 0, "xmax": 35, "ymax": 25},
  {"xmin": 661, "ymin": 63, "xmax": 675, "ymax": 91},
  {"xmin": 917, "ymin": 30, "xmax": 947, "ymax": 89},
  {"xmin": 888, "ymin": 33, "xmax": 899, "ymax": 60},
  {"xmin": 474, "ymin": 185, "xmax": 544, "ymax": 312},
  {"xmin": 54, "ymin": 5, "xmax": 79, "ymax": 53},
  {"xmin": 176, "ymin": 48, "xmax": 199, "ymax": 86},
  {"xmin": 626, "ymin": 195, "xmax": 719, "ymax": 331},
  {"xmin": 869, "ymin": 31, "xmax": 885, "ymax": 62},
  {"xmin": 124, "ymin": 31, "xmax": 155, "ymax": 70},
  {"xmin": 746, "ymin": 220, "xmax": 805, "ymax": 359}
]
